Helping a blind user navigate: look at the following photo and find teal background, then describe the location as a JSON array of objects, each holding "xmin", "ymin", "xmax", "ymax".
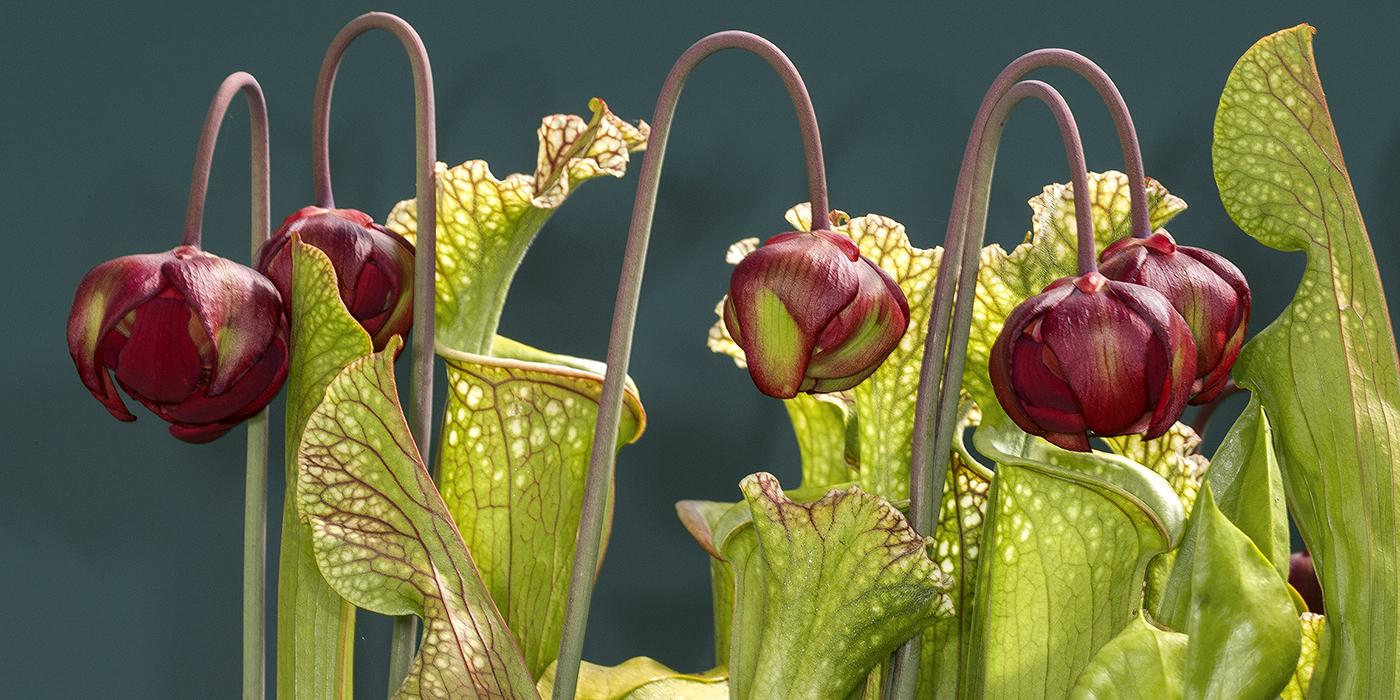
[{"xmin": 3, "ymin": 1, "xmax": 1397, "ymax": 697}]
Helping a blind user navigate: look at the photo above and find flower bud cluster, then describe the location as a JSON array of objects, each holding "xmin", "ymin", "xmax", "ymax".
[
  {"xmin": 990, "ymin": 230, "xmax": 1250, "ymax": 451},
  {"xmin": 68, "ymin": 206, "xmax": 414, "ymax": 443}
]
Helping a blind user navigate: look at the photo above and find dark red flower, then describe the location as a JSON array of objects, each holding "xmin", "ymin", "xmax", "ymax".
[
  {"xmin": 1097, "ymin": 231, "xmax": 1249, "ymax": 404},
  {"xmin": 255, "ymin": 206, "xmax": 414, "ymax": 352},
  {"xmin": 989, "ymin": 271, "xmax": 1196, "ymax": 451},
  {"xmin": 724, "ymin": 229, "xmax": 910, "ymax": 399},
  {"xmin": 68, "ymin": 246, "xmax": 289, "ymax": 443}
]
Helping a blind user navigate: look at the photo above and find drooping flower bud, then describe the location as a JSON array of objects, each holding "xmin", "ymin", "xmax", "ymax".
[
  {"xmin": 989, "ymin": 271, "xmax": 1196, "ymax": 452},
  {"xmin": 255, "ymin": 206, "xmax": 415, "ymax": 352},
  {"xmin": 1097, "ymin": 231, "xmax": 1249, "ymax": 404},
  {"xmin": 724, "ymin": 229, "xmax": 910, "ymax": 399},
  {"xmin": 67, "ymin": 246, "xmax": 289, "ymax": 443}
]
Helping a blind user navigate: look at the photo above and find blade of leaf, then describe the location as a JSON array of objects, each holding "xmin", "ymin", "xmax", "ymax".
[
  {"xmin": 434, "ymin": 341, "xmax": 645, "ymax": 678},
  {"xmin": 386, "ymin": 99, "xmax": 647, "ymax": 355},
  {"xmin": 1201, "ymin": 401, "xmax": 1290, "ymax": 581},
  {"xmin": 297, "ymin": 337, "xmax": 540, "ymax": 699},
  {"xmin": 1066, "ymin": 614, "xmax": 1188, "ymax": 700},
  {"xmin": 1181, "ymin": 484, "xmax": 1300, "ymax": 700},
  {"xmin": 278, "ymin": 238, "xmax": 374, "ymax": 700},
  {"xmin": 739, "ymin": 472, "xmax": 955, "ymax": 700},
  {"xmin": 1212, "ymin": 24, "xmax": 1400, "ymax": 696},
  {"xmin": 676, "ymin": 500, "xmax": 739, "ymax": 665},
  {"xmin": 534, "ymin": 657, "xmax": 727, "ymax": 700},
  {"xmin": 966, "ymin": 405, "xmax": 1183, "ymax": 700}
]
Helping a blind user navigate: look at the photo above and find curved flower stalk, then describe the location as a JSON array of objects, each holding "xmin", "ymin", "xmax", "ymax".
[
  {"xmin": 272, "ymin": 13, "xmax": 438, "ymax": 699},
  {"xmin": 551, "ymin": 30, "xmax": 830, "ymax": 700}
]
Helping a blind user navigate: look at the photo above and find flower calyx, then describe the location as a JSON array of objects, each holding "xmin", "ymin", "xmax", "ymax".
[
  {"xmin": 67, "ymin": 245, "xmax": 290, "ymax": 443},
  {"xmin": 724, "ymin": 229, "xmax": 910, "ymax": 399},
  {"xmin": 989, "ymin": 270, "xmax": 1197, "ymax": 452},
  {"xmin": 1097, "ymin": 230, "xmax": 1250, "ymax": 404},
  {"xmin": 256, "ymin": 206, "xmax": 415, "ymax": 353}
]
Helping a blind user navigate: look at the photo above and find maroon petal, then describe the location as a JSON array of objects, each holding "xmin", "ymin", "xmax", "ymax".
[
  {"xmin": 164, "ymin": 323, "xmax": 288, "ymax": 425},
  {"xmin": 164, "ymin": 251, "xmax": 282, "ymax": 396},
  {"xmin": 114, "ymin": 295, "xmax": 204, "ymax": 404},
  {"xmin": 1039, "ymin": 287, "xmax": 1154, "ymax": 436},
  {"xmin": 989, "ymin": 282, "xmax": 1076, "ymax": 441},
  {"xmin": 806, "ymin": 260, "xmax": 909, "ymax": 380},
  {"xmin": 67, "ymin": 251, "xmax": 180, "ymax": 420},
  {"xmin": 1104, "ymin": 280, "xmax": 1196, "ymax": 439}
]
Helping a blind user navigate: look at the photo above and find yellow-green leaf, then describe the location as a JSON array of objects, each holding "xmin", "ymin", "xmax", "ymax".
[
  {"xmin": 296, "ymin": 338, "xmax": 538, "ymax": 699},
  {"xmin": 535, "ymin": 657, "xmax": 727, "ymax": 700},
  {"xmin": 434, "ymin": 338, "xmax": 645, "ymax": 679},
  {"xmin": 1281, "ymin": 613, "xmax": 1325, "ymax": 700},
  {"xmin": 1213, "ymin": 24, "xmax": 1400, "ymax": 695},
  {"xmin": 386, "ymin": 98, "xmax": 648, "ymax": 355},
  {"xmin": 1067, "ymin": 614, "xmax": 1188, "ymax": 700},
  {"xmin": 740, "ymin": 472, "xmax": 955, "ymax": 700},
  {"xmin": 968, "ymin": 405, "xmax": 1183, "ymax": 699},
  {"xmin": 278, "ymin": 239, "xmax": 373, "ymax": 700}
]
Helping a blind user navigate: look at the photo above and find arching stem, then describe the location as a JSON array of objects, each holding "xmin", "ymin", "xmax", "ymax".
[
  {"xmin": 892, "ymin": 49, "xmax": 1141, "ymax": 700},
  {"xmin": 886, "ymin": 76, "xmax": 1095, "ymax": 700},
  {"xmin": 183, "ymin": 71, "xmax": 272, "ymax": 700},
  {"xmin": 551, "ymin": 30, "xmax": 828, "ymax": 700},
  {"xmin": 312, "ymin": 13, "xmax": 437, "ymax": 696}
]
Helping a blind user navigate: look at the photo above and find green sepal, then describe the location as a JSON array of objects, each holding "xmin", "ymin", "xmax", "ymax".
[
  {"xmin": 1213, "ymin": 24, "xmax": 1400, "ymax": 694},
  {"xmin": 296, "ymin": 337, "xmax": 539, "ymax": 699},
  {"xmin": 278, "ymin": 238, "xmax": 373, "ymax": 700},
  {"xmin": 386, "ymin": 99, "xmax": 647, "ymax": 356}
]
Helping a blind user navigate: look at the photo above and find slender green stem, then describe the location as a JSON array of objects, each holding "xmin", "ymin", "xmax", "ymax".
[
  {"xmin": 182, "ymin": 71, "xmax": 271, "ymax": 700},
  {"xmin": 551, "ymin": 30, "xmax": 828, "ymax": 700},
  {"xmin": 885, "ymin": 77, "xmax": 1094, "ymax": 699},
  {"xmin": 311, "ymin": 13, "xmax": 438, "ymax": 697}
]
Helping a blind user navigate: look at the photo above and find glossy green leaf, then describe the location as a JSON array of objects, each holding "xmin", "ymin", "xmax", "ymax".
[
  {"xmin": 278, "ymin": 238, "xmax": 373, "ymax": 700},
  {"xmin": 386, "ymin": 98, "xmax": 648, "ymax": 355},
  {"xmin": 1281, "ymin": 613, "xmax": 1325, "ymax": 700},
  {"xmin": 1179, "ymin": 484, "xmax": 1300, "ymax": 700},
  {"xmin": 968, "ymin": 405, "xmax": 1183, "ymax": 699},
  {"xmin": 434, "ymin": 339, "xmax": 646, "ymax": 678},
  {"xmin": 738, "ymin": 472, "xmax": 955, "ymax": 700},
  {"xmin": 296, "ymin": 338, "xmax": 538, "ymax": 699},
  {"xmin": 1202, "ymin": 401, "xmax": 1289, "ymax": 581},
  {"xmin": 1066, "ymin": 614, "xmax": 1188, "ymax": 700},
  {"xmin": 964, "ymin": 171, "xmax": 1186, "ymax": 409},
  {"xmin": 1213, "ymin": 24, "xmax": 1400, "ymax": 695},
  {"xmin": 535, "ymin": 657, "xmax": 727, "ymax": 700}
]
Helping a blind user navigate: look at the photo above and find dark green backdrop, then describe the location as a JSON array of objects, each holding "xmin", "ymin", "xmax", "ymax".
[{"xmin": 5, "ymin": 1, "xmax": 1398, "ymax": 697}]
